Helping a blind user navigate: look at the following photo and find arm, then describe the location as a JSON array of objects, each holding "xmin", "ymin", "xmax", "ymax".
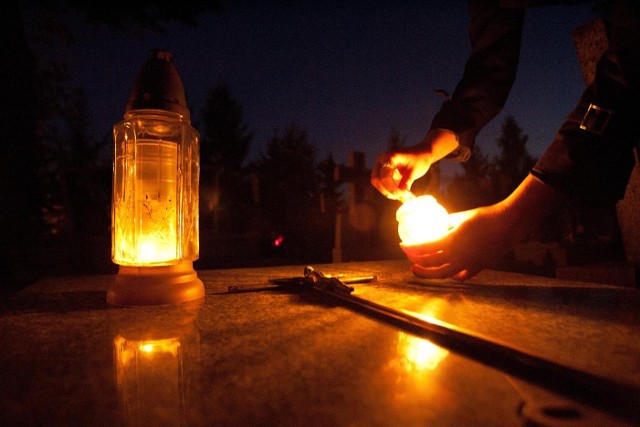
[
  {"xmin": 430, "ymin": 0, "xmax": 524, "ymax": 160},
  {"xmin": 371, "ymin": 0, "xmax": 525, "ymax": 199},
  {"xmin": 531, "ymin": 1, "xmax": 640, "ymax": 206}
]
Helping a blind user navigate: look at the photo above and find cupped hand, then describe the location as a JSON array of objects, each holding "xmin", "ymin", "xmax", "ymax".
[
  {"xmin": 400, "ymin": 205, "xmax": 515, "ymax": 281},
  {"xmin": 399, "ymin": 174, "xmax": 564, "ymax": 281}
]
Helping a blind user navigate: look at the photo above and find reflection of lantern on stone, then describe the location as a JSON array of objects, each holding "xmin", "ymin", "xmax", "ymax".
[
  {"xmin": 112, "ymin": 300, "xmax": 201, "ymax": 426},
  {"xmin": 114, "ymin": 336, "xmax": 184, "ymax": 425},
  {"xmin": 396, "ymin": 195, "xmax": 450, "ymax": 245},
  {"xmin": 107, "ymin": 50, "xmax": 204, "ymax": 306}
]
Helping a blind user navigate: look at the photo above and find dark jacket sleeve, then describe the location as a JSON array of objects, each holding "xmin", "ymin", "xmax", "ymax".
[
  {"xmin": 429, "ymin": 0, "xmax": 525, "ymax": 161},
  {"xmin": 531, "ymin": 0, "xmax": 640, "ymax": 206}
]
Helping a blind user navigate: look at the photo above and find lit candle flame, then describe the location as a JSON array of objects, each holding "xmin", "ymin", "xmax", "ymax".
[
  {"xmin": 396, "ymin": 195, "xmax": 450, "ymax": 245},
  {"xmin": 112, "ymin": 139, "xmax": 179, "ymax": 266},
  {"xmin": 137, "ymin": 234, "xmax": 177, "ymax": 263}
]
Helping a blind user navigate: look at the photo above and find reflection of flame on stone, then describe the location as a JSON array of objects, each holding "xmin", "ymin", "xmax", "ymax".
[
  {"xmin": 399, "ymin": 301, "xmax": 450, "ymax": 373},
  {"xmin": 400, "ymin": 303, "xmax": 452, "ymax": 372},
  {"xmin": 397, "ymin": 332, "xmax": 449, "ymax": 373},
  {"xmin": 383, "ymin": 302, "xmax": 452, "ymax": 410},
  {"xmin": 384, "ymin": 331, "xmax": 450, "ymax": 406}
]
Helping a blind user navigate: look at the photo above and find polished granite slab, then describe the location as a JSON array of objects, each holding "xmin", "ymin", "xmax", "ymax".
[{"xmin": 1, "ymin": 259, "xmax": 638, "ymax": 426}]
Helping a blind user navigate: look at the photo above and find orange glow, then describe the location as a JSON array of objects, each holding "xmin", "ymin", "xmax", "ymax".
[
  {"xmin": 113, "ymin": 139, "xmax": 179, "ymax": 265},
  {"xmin": 396, "ymin": 300, "xmax": 449, "ymax": 372},
  {"xmin": 397, "ymin": 332, "xmax": 449, "ymax": 372},
  {"xmin": 114, "ymin": 335, "xmax": 184, "ymax": 425},
  {"xmin": 396, "ymin": 195, "xmax": 450, "ymax": 244},
  {"xmin": 115, "ymin": 336, "xmax": 181, "ymax": 368},
  {"xmin": 138, "ymin": 339, "xmax": 181, "ymax": 356},
  {"xmin": 383, "ymin": 302, "xmax": 452, "ymax": 409},
  {"xmin": 138, "ymin": 234, "xmax": 177, "ymax": 263}
]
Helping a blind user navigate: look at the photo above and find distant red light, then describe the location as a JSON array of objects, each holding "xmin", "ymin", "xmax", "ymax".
[{"xmin": 272, "ymin": 235, "xmax": 284, "ymax": 247}]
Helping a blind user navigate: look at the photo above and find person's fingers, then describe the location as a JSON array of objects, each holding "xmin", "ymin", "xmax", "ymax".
[
  {"xmin": 371, "ymin": 154, "xmax": 402, "ymax": 200},
  {"xmin": 397, "ymin": 165, "xmax": 414, "ymax": 192},
  {"xmin": 410, "ymin": 263, "xmax": 461, "ymax": 279},
  {"xmin": 370, "ymin": 161, "xmax": 392, "ymax": 198},
  {"xmin": 371, "ymin": 150, "xmax": 432, "ymax": 200},
  {"xmin": 400, "ymin": 240, "xmax": 447, "ymax": 256},
  {"xmin": 411, "ymin": 261, "xmax": 481, "ymax": 282},
  {"xmin": 451, "ymin": 269, "xmax": 479, "ymax": 282},
  {"xmin": 397, "ymin": 156, "xmax": 425, "ymax": 193},
  {"xmin": 405, "ymin": 250, "xmax": 447, "ymax": 267},
  {"xmin": 378, "ymin": 161, "xmax": 400, "ymax": 198}
]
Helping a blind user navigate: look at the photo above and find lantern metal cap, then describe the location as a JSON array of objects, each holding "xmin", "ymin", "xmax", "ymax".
[{"xmin": 126, "ymin": 49, "xmax": 190, "ymax": 120}]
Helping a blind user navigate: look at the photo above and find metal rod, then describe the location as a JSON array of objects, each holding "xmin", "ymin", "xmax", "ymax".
[{"xmin": 310, "ymin": 283, "xmax": 640, "ymax": 423}]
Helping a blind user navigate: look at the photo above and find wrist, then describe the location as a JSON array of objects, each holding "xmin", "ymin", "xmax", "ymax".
[
  {"xmin": 422, "ymin": 128, "xmax": 461, "ymax": 162},
  {"xmin": 500, "ymin": 174, "xmax": 564, "ymax": 241}
]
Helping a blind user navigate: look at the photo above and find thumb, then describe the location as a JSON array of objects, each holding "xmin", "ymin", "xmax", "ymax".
[{"xmin": 398, "ymin": 175, "xmax": 413, "ymax": 192}]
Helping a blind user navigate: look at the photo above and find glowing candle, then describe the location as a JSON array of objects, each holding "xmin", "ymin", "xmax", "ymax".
[
  {"xmin": 114, "ymin": 139, "xmax": 178, "ymax": 265},
  {"xmin": 396, "ymin": 195, "xmax": 450, "ymax": 245}
]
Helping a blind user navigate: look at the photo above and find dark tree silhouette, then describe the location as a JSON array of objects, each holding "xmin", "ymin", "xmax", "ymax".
[
  {"xmin": 253, "ymin": 123, "xmax": 325, "ymax": 262},
  {"xmin": 201, "ymin": 77, "xmax": 252, "ymax": 169},
  {"xmin": 444, "ymin": 116, "xmax": 535, "ymax": 212},
  {"xmin": 2, "ymin": 2, "xmax": 48, "ymax": 287},
  {"xmin": 386, "ymin": 127, "xmax": 406, "ymax": 151},
  {"xmin": 445, "ymin": 144, "xmax": 494, "ymax": 211},
  {"xmin": 491, "ymin": 115, "xmax": 536, "ymax": 200},
  {"xmin": 200, "ymin": 77, "xmax": 253, "ymax": 232}
]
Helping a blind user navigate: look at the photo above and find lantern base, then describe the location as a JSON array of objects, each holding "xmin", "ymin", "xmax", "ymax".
[{"xmin": 107, "ymin": 261, "xmax": 205, "ymax": 306}]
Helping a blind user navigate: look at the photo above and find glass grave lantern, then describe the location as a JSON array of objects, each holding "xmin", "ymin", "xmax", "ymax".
[{"xmin": 107, "ymin": 50, "xmax": 205, "ymax": 306}]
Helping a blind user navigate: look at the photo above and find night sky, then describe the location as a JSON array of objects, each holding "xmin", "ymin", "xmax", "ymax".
[{"xmin": 40, "ymin": 0, "xmax": 598, "ymax": 177}]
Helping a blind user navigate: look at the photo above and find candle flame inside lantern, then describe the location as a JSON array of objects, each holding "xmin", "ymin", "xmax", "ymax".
[
  {"xmin": 396, "ymin": 195, "xmax": 450, "ymax": 245},
  {"xmin": 113, "ymin": 139, "xmax": 178, "ymax": 265}
]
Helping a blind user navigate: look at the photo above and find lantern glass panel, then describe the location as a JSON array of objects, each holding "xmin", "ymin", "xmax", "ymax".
[{"xmin": 112, "ymin": 110, "xmax": 199, "ymax": 267}]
